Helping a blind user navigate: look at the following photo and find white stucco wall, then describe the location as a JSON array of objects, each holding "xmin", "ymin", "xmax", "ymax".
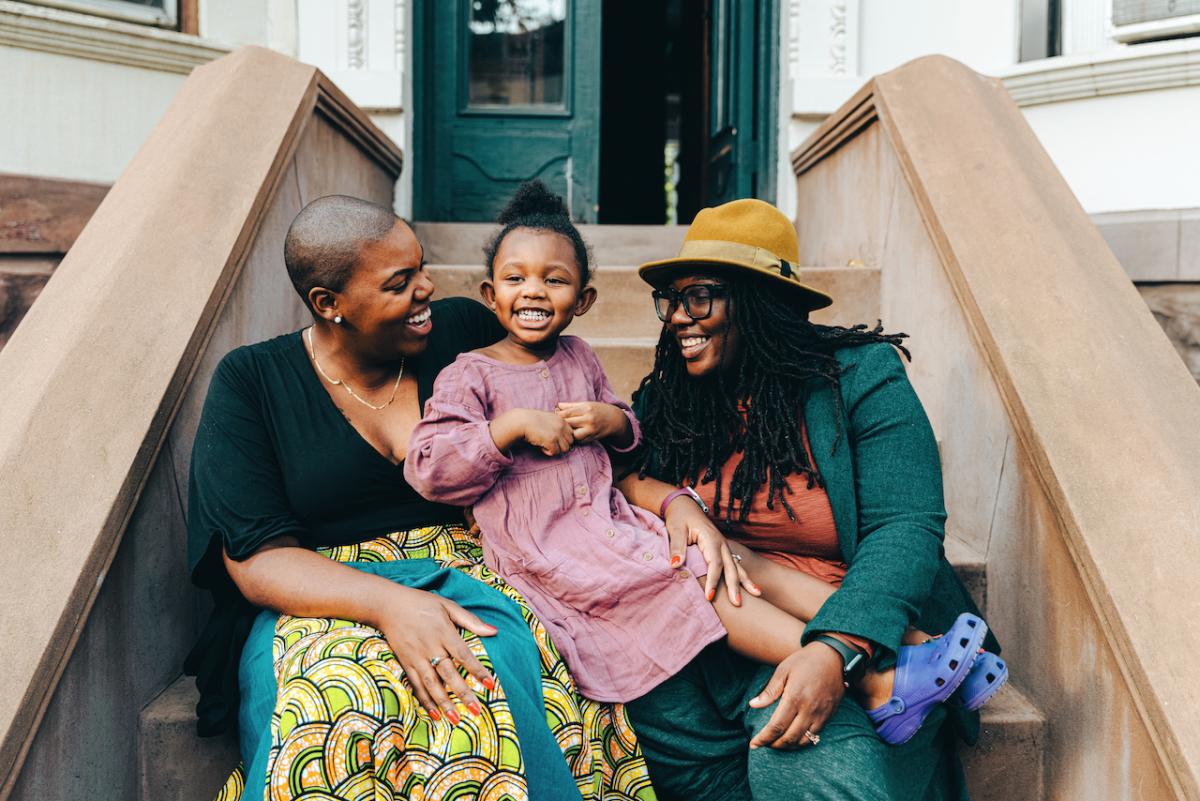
[
  {"xmin": 1021, "ymin": 86, "xmax": 1200, "ymax": 214},
  {"xmin": 0, "ymin": 46, "xmax": 188, "ymax": 183},
  {"xmin": 778, "ymin": 0, "xmax": 1200, "ymax": 219}
]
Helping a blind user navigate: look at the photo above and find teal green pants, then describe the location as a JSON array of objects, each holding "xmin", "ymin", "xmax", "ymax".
[{"xmin": 625, "ymin": 643, "xmax": 968, "ymax": 801}]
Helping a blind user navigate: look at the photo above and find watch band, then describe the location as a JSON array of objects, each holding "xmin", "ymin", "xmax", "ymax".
[
  {"xmin": 660, "ymin": 485, "xmax": 710, "ymax": 518},
  {"xmin": 812, "ymin": 634, "xmax": 868, "ymax": 683}
]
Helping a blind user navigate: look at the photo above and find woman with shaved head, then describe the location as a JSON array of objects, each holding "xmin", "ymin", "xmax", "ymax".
[{"xmin": 185, "ymin": 195, "xmax": 654, "ymax": 801}]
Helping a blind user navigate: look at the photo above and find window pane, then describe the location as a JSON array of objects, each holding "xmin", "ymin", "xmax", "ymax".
[
  {"xmin": 1114, "ymin": 0, "xmax": 1200, "ymax": 25},
  {"xmin": 468, "ymin": 0, "xmax": 567, "ymax": 107}
]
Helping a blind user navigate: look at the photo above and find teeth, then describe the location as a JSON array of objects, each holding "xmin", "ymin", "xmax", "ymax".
[
  {"xmin": 681, "ymin": 336, "xmax": 709, "ymax": 348},
  {"xmin": 406, "ymin": 309, "xmax": 431, "ymax": 324},
  {"xmin": 517, "ymin": 309, "xmax": 551, "ymax": 321}
]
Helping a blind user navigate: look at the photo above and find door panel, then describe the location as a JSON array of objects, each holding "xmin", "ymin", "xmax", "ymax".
[{"xmin": 416, "ymin": 0, "xmax": 600, "ymax": 222}]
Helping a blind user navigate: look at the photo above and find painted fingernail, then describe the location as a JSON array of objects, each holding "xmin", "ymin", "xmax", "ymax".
[
  {"xmin": 752, "ymin": 584, "xmax": 761, "ymax": 593},
  {"xmin": 446, "ymin": 709, "xmax": 461, "ymax": 725},
  {"xmin": 468, "ymin": 701, "xmax": 483, "ymax": 717},
  {"xmin": 670, "ymin": 555, "xmax": 682, "ymax": 568},
  {"xmin": 482, "ymin": 676, "xmax": 497, "ymax": 691},
  {"xmin": 706, "ymin": 589, "xmax": 715, "ymax": 602},
  {"xmin": 735, "ymin": 594, "xmax": 742, "ymax": 607},
  {"xmin": 429, "ymin": 708, "xmax": 441, "ymax": 721}
]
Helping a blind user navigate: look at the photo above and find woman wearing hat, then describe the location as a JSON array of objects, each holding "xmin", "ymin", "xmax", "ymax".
[{"xmin": 615, "ymin": 199, "xmax": 1000, "ymax": 800}]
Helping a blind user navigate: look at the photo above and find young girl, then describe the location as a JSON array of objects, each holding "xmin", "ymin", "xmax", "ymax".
[{"xmin": 405, "ymin": 182, "xmax": 1005, "ymax": 746}]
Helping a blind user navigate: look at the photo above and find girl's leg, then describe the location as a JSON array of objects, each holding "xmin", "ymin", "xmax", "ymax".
[
  {"xmin": 723, "ymin": 541, "xmax": 934, "ymax": 643},
  {"xmin": 702, "ymin": 576, "xmax": 807, "ymax": 665},
  {"xmin": 724, "ymin": 540, "xmax": 835, "ymax": 621}
]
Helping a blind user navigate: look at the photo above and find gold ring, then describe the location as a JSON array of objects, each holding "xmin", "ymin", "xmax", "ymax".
[{"xmin": 804, "ymin": 729, "xmax": 820, "ymax": 745}]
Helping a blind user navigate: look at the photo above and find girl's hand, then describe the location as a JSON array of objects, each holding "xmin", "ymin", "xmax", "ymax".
[
  {"xmin": 375, "ymin": 585, "xmax": 499, "ymax": 724},
  {"xmin": 747, "ymin": 643, "xmax": 846, "ymax": 749},
  {"xmin": 463, "ymin": 505, "xmax": 480, "ymax": 535},
  {"xmin": 520, "ymin": 408, "xmax": 575, "ymax": 456},
  {"xmin": 662, "ymin": 496, "xmax": 760, "ymax": 606},
  {"xmin": 555, "ymin": 401, "xmax": 629, "ymax": 444}
]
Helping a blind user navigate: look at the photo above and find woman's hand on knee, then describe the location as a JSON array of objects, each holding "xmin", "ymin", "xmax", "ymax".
[
  {"xmin": 747, "ymin": 644, "xmax": 845, "ymax": 750},
  {"xmin": 375, "ymin": 586, "xmax": 498, "ymax": 723}
]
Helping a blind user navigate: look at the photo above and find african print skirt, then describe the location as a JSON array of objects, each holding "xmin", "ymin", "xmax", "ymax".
[{"xmin": 212, "ymin": 524, "xmax": 657, "ymax": 801}]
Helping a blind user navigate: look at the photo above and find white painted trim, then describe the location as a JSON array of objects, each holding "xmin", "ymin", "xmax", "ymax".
[
  {"xmin": 0, "ymin": 0, "xmax": 230, "ymax": 74},
  {"xmin": 999, "ymin": 36, "xmax": 1200, "ymax": 106}
]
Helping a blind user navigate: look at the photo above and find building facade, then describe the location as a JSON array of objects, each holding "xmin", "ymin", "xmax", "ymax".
[{"xmin": 3, "ymin": 0, "xmax": 1199, "ymax": 370}]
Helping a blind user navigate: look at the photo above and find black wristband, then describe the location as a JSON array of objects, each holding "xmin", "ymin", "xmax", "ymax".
[{"xmin": 812, "ymin": 634, "xmax": 868, "ymax": 684}]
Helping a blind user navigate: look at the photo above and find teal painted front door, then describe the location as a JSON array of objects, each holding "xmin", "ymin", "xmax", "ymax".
[
  {"xmin": 706, "ymin": 0, "xmax": 777, "ymax": 205},
  {"xmin": 415, "ymin": 0, "xmax": 601, "ymax": 222}
]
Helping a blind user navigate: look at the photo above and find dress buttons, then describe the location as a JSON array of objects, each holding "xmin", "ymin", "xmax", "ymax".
[
  {"xmin": 581, "ymin": 509, "xmax": 590, "ymax": 517},
  {"xmin": 575, "ymin": 485, "xmax": 587, "ymax": 497},
  {"xmin": 642, "ymin": 552, "xmax": 654, "ymax": 561},
  {"xmin": 539, "ymin": 369, "xmax": 550, "ymax": 379},
  {"xmin": 678, "ymin": 569, "xmax": 690, "ymax": 579},
  {"xmin": 605, "ymin": 528, "xmax": 616, "ymax": 539}
]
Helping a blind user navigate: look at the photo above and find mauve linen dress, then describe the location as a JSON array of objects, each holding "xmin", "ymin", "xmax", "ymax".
[{"xmin": 405, "ymin": 335, "xmax": 726, "ymax": 702}]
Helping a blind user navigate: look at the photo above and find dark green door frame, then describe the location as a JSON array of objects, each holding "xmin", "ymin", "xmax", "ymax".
[{"xmin": 705, "ymin": 0, "xmax": 778, "ymax": 206}]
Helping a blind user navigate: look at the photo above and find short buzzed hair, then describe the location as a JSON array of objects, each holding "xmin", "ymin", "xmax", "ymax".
[{"xmin": 283, "ymin": 195, "xmax": 399, "ymax": 311}]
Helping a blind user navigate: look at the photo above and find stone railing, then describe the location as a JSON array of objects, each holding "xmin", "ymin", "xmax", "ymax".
[
  {"xmin": 0, "ymin": 46, "xmax": 401, "ymax": 800},
  {"xmin": 792, "ymin": 56, "xmax": 1200, "ymax": 801}
]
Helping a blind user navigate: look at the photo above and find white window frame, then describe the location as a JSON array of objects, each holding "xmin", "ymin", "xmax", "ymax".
[
  {"xmin": 1110, "ymin": 0, "xmax": 1200, "ymax": 43},
  {"xmin": 25, "ymin": 0, "xmax": 178, "ymax": 28}
]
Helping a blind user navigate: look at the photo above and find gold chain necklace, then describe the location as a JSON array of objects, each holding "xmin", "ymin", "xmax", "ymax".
[{"xmin": 306, "ymin": 326, "xmax": 404, "ymax": 411}]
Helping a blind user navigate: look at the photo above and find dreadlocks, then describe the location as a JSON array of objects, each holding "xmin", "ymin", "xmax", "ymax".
[{"xmin": 632, "ymin": 276, "xmax": 911, "ymax": 523}]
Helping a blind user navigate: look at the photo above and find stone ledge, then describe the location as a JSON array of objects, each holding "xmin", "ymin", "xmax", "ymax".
[{"xmin": 999, "ymin": 37, "xmax": 1200, "ymax": 107}]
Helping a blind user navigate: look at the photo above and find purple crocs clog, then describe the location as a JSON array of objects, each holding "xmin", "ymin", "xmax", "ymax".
[
  {"xmin": 950, "ymin": 651, "xmax": 1008, "ymax": 712},
  {"xmin": 866, "ymin": 613, "xmax": 988, "ymax": 745}
]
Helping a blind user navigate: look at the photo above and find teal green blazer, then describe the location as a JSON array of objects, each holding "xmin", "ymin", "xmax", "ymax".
[
  {"xmin": 638, "ymin": 342, "xmax": 997, "ymax": 740},
  {"xmin": 799, "ymin": 343, "xmax": 996, "ymax": 662}
]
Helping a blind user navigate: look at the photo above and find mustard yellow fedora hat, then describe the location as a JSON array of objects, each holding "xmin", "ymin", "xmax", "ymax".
[{"xmin": 638, "ymin": 198, "xmax": 832, "ymax": 312}]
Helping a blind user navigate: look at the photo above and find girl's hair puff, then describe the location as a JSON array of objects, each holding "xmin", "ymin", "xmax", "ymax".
[{"xmin": 484, "ymin": 181, "xmax": 592, "ymax": 284}]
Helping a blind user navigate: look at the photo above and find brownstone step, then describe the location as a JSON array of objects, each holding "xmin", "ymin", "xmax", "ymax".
[
  {"xmin": 961, "ymin": 683, "xmax": 1046, "ymax": 801},
  {"xmin": 414, "ymin": 222, "xmax": 690, "ymax": 267},
  {"xmin": 140, "ymin": 671, "xmax": 1044, "ymax": 801}
]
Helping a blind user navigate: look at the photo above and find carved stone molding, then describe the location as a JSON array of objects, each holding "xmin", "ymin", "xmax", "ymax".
[
  {"xmin": 829, "ymin": 2, "xmax": 847, "ymax": 75},
  {"xmin": 346, "ymin": 0, "xmax": 365, "ymax": 68}
]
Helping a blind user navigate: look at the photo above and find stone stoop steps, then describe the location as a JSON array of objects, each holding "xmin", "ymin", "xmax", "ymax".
[{"xmin": 136, "ymin": 223, "xmax": 1045, "ymax": 800}]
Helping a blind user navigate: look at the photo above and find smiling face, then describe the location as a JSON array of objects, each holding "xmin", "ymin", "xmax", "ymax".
[
  {"xmin": 665, "ymin": 272, "xmax": 740, "ymax": 378},
  {"xmin": 481, "ymin": 227, "xmax": 596, "ymax": 356},
  {"xmin": 311, "ymin": 220, "xmax": 435, "ymax": 360}
]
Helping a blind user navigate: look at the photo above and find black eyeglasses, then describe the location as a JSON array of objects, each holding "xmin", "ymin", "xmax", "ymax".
[{"xmin": 652, "ymin": 284, "xmax": 729, "ymax": 322}]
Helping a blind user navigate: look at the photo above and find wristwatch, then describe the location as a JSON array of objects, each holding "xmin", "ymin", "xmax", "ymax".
[
  {"xmin": 660, "ymin": 485, "xmax": 710, "ymax": 519},
  {"xmin": 812, "ymin": 634, "xmax": 868, "ymax": 684}
]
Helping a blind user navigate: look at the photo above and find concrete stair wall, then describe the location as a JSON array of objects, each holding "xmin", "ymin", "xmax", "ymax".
[{"xmin": 136, "ymin": 222, "xmax": 1047, "ymax": 801}]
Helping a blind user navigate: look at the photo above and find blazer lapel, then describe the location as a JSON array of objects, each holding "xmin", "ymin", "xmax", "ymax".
[{"xmin": 805, "ymin": 378, "xmax": 859, "ymax": 562}]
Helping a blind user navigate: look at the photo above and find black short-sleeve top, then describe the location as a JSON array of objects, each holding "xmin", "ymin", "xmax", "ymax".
[{"xmin": 184, "ymin": 296, "xmax": 503, "ymax": 735}]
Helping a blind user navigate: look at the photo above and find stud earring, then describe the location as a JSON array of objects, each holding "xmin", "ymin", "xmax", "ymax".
[{"xmin": 334, "ymin": 315, "xmax": 343, "ymax": 324}]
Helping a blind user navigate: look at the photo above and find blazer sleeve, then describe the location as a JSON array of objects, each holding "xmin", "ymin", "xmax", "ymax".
[
  {"xmin": 802, "ymin": 344, "xmax": 947, "ymax": 665},
  {"xmin": 404, "ymin": 358, "xmax": 514, "ymax": 506}
]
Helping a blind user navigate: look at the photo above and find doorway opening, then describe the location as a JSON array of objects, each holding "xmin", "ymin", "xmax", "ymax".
[{"xmin": 597, "ymin": 0, "xmax": 777, "ymax": 225}]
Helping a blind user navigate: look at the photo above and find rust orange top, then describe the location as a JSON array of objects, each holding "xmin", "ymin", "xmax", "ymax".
[{"xmin": 688, "ymin": 427, "xmax": 875, "ymax": 657}]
